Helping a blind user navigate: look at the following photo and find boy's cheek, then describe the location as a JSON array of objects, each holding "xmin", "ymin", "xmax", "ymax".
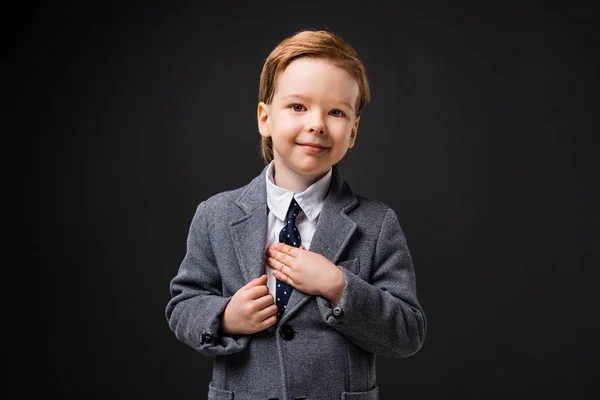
[{"xmin": 279, "ymin": 117, "xmax": 301, "ymax": 130}]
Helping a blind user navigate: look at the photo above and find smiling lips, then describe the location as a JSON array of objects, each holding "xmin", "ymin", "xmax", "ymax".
[{"xmin": 297, "ymin": 143, "xmax": 330, "ymax": 153}]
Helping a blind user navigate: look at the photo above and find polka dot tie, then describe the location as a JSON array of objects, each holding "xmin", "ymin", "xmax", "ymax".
[{"xmin": 276, "ymin": 198, "xmax": 302, "ymax": 319}]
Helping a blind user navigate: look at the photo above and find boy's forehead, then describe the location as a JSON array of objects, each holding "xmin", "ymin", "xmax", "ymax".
[{"xmin": 273, "ymin": 58, "xmax": 359, "ymax": 103}]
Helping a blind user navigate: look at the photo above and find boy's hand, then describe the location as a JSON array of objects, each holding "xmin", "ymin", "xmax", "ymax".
[
  {"xmin": 219, "ymin": 275, "xmax": 278, "ymax": 335},
  {"xmin": 267, "ymin": 243, "xmax": 346, "ymax": 305}
]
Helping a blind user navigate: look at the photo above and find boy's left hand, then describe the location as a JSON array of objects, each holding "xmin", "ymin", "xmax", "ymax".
[{"xmin": 267, "ymin": 242, "xmax": 346, "ymax": 305}]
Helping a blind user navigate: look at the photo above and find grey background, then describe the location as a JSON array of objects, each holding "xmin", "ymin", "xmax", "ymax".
[{"xmin": 13, "ymin": 0, "xmax": 598, "ymax": 399}]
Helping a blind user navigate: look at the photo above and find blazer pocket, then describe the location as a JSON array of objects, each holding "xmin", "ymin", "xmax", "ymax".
[
  {"xmin": 207, "ymin": 382, "xmax": 234, "ymax": 400},
  {"xmin": 341, "ymin": 385, "xmax": 379, "ymax": 399},
  {"xmin": 337, "ymin": 258, "xmax": 360, "ymax": 275}
]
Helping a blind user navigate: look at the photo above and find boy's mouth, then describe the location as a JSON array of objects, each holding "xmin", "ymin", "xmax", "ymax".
[{"xmin": 297, "ymin": 142, "xmax": 330, "ymax": 153}]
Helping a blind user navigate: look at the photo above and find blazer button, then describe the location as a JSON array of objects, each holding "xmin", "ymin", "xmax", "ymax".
[
  {"xmin": 279, "ymin": 324, "xmax": 295, "ymax": 341},
  {"xmin": 332, "ymin": 306, "xmax": 343, "ymax": 317},
  {"xmin": 202, "ymin": 332, "xmax": 214, "ymax": 344}
]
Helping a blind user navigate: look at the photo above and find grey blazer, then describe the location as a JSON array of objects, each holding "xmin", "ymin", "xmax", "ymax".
[{"xmin": 166, "ymin": 164, "xmax": 426, "ymax": 400}]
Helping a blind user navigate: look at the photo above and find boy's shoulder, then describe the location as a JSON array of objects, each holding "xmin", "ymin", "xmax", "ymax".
[
  {"xmin": 200, "ymin": 172, "xmax": 264, "ymax": 212},
  {"xmin": 352, "ymin": 193, "xmax": 395, "ymax": 218},
  {"xmin": 201, "ymin": 186, "xmax": 248, "ymax": 212},
  {"xmin": 204, "ymin": 186, "xmax": 244, "ymax": 205},
  {"xmin": 354, "ymin": 194, "xmax": 389, "ymax": 209}
]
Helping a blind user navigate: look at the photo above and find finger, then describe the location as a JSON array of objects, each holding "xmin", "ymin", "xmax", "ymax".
[
  {"xmin": 267, "ymin": 257, "xmax": 292, "ymax": 276},
  {"xmin": 245, "ymin": 284, "xmax": 269, "ymax": 299},
  {"xmin": 273, "ymin": 269, "xmax": 294, "ymax": 286},
  {"xmin": 243, "ymin": 274, "xmax": 267, "ymax": 289},
  {"xmin": 270, "ymin": 248, "xmax": 294, "ymax": 266},
  {"xmin": 257, "ymin": 303, "xmax": 278, "ymax": 321},
  {"xmin": 255, "ymin": 293, "xmax": 276, "ymax": 309},
  {"xmin": 266, "ymin": 256, "xmax": 282, "ymax": 271},
  {"xmin": 260, "ymin": 314, "xmax": 278, "ymax": 329},
  {"xmin": 274, "ymin": 242, "xmax": 300, "ymax": 257}
]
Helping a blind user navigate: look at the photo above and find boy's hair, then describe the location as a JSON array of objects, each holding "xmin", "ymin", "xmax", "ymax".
[{"xmin": 258, "ymin": 29, "xmax": 371, "ymax": 164}]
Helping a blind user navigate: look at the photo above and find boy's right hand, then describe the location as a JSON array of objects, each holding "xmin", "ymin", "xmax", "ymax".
[{"xmin": 219, "ymin": 275, "xmax": 278, "ymax": 335}]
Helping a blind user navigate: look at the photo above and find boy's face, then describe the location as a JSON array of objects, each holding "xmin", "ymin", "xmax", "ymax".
[{"xmin": 258, "ymin": 57, "xmax": 360, "ymax": 186}]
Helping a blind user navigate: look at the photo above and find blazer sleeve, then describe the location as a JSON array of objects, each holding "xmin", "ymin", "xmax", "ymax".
[
  {"xmin": 165, "ymin": 201, "xmax": 250, "ymax": 356},
  {"xmin": 317, "ymin": 208, "xmax": 427, "ymax": 358}
]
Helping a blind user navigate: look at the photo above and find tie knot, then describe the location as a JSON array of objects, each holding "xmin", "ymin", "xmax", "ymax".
[{"xmin": 286, "ymin": 199, "xmax": 302, "ymax": 221}]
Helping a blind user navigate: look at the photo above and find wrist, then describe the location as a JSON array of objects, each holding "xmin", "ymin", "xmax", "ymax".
[
  {"xmin": 324, "ymin": 266, "xmax": 345, "ymax": 306},
  {"xmin": 219, "ymin": 304, "xmax": 234, "ymax": 335}
]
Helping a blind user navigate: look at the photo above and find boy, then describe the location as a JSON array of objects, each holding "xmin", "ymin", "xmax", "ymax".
[{"xmin": 166, "ymin": 29, "xmax": 426, "ymax": 400}]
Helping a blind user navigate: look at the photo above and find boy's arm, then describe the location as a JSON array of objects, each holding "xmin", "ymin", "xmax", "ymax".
[
  {"xmin": 165, "ymin": 201, "xmax": 250, "ymax": 356},
  {"xmin": 316, "ymin": 208, "xmax": 427, "ymax": 358}
]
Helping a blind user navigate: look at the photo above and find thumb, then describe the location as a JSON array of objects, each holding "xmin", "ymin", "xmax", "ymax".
[{"xmin": 244, "ymin": 274, "xmax": 267, "ymax": 289}]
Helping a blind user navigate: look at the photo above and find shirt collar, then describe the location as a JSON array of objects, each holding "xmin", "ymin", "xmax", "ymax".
[{"xmin": 265, "ymin": 161, "xmax": 332, "ymax": 222}]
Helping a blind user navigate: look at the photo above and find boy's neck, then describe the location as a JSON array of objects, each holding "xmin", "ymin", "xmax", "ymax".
[{"xmin": 272, "ymin": 161, "xmax": 329, "ymax": 193}]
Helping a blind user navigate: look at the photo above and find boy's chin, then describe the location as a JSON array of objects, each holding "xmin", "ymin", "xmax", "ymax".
[
  {"xmin": 293, "ymin": 162, "xmax": 333, "ymax": 178},
  {"xmin": 276, "ymin": 156, "xmax": 335, "ymax": 177}
]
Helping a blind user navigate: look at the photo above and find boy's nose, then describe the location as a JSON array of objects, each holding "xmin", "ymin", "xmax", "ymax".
[
  {"xmin": 306, "ymin": 114, "xmax": 325, "ymax": 134},
  {"xmin": 308, "ymin": 126, "xmax": 325, "ymax": 134}
]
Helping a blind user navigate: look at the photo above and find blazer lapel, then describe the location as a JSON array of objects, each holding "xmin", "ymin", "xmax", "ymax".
[
  {"xmin": 229, "ymin": 166, "xmax": 269, "ymax": 282},
  {"xmin": 281, "ymin": 165, "xmax": 358, "ymax": 323}
]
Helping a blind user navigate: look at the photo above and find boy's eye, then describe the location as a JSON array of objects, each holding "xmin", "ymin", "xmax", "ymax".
[
  {"xmin": 330, "ymin": 109, "xmax": 344, "ymax": 117},
  {"xmin": 291, "ymin": 104, "xmax": 305, "ymax": 112}
]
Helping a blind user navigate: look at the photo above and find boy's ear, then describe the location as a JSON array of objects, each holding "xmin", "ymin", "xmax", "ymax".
[
  {"xmin": 257, "ymin": 102, "xmax": 271, "ymax": 138},
  {"xmin": 348, "ymin": 116, "xmax": 360, "ymax": 149}
]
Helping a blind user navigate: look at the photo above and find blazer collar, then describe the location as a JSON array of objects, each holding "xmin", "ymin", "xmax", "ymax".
[
  {"xmin": 235, "ymin": 164, "xmax": 270, "ymax": 214},
  {"xmin": 235, "ymin": 163, "xmax": 357, "ymax": 218}
]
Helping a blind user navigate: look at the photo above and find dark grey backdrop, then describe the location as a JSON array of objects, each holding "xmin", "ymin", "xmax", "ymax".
[{"xmin": 14, "ymin": 1, "xmax": 598, "ymax": 399}]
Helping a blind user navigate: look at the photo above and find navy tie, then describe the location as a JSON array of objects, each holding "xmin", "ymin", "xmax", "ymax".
[{"xmin": 276, "ymin": 198, "xmax": 302, "ymax": 318}]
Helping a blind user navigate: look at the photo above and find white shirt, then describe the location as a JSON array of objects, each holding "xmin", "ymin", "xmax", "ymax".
[{"xmin": 264, "ymin": 161, "xmax": 332, "ymax": 299}]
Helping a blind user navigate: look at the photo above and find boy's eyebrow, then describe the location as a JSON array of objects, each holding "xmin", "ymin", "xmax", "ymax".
[
  {"xmin": 281, "ymin": 94, "xmax": 311, "ymax": 103},
  {"xmin": 281, "ymin": 94, "xmax": 355, "ymax": 111}
]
